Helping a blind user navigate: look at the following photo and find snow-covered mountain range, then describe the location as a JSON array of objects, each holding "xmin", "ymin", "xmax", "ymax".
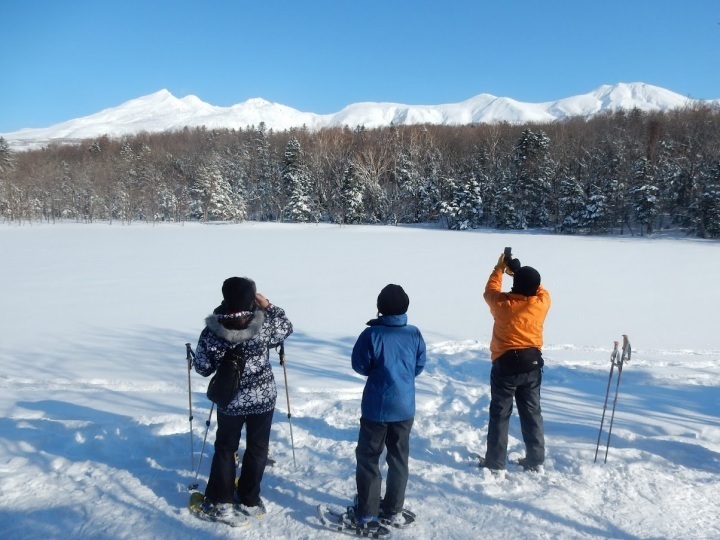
[{"xmin": 3, "ymin": 82, "xmax": 718, "ymax": 150}]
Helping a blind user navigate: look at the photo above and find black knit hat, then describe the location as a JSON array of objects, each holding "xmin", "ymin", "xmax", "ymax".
[
  {"xmin": 377, "ymin": 284, "xmax": 410, "ymax": 315},
  {"xmin": 512, "ymin": 266, "xmax": 541, "ymax": 296},
  {"xmin": 221, "ymin": 277, "xmax": 257, "ymax": 312}
]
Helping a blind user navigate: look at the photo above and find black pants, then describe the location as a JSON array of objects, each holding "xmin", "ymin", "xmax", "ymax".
[
  {"xmin": 204, "ymin": 408, "xmax": 273, "ymax": 506},
  {"xmin": 355, "ymin": 417, "xmax": 414, "ymax": 519},
  {"xmin": 484, "ymin": 367, "xmax": 544, "ymax": 470}
]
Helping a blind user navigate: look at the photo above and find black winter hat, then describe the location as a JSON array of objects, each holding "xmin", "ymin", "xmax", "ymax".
[
  {"xmin": 221, "ymin": 277, "xmax": 257, "ymax": 312},
  {"xmin": 512, "ymin": 266, "xmax": 541, "ymax": 296},
  {"xmin": 377, "ymin": 284, "xmax": 410, "ymax": 315}
]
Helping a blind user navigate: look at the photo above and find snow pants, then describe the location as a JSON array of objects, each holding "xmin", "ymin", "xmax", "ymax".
[
  {"xmin": 484, "ymin": 367, "xmax": 544, "ymax": 470},
  {"xmin": 355, "ymin": 417, "xmax": 414, "ymax": 519},
  {"xmin": 204, "ymin": 408, "xmax": 273, "ymax": 506}
]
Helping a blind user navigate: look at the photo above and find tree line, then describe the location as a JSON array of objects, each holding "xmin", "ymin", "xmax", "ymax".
[{"xmin": 1, "ymin": 104, "xmax": 719, "ymax": 237}]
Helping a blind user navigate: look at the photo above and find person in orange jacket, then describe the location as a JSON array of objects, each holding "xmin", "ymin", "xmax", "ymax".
[{"xmin": 482, "ymin": 251, "xmax": 551, "ymax": 472}]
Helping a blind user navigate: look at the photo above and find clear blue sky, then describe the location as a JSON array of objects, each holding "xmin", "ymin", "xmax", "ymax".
[{"xmin": 0, "ymin": 0, "xmax": 718, "ymax": 133}]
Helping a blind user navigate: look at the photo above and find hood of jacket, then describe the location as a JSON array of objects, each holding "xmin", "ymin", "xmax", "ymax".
[
  {"xmin": 204, "ymin": 309, "xmax": 266, "ymax": 344},
  {"xmin": 366, "ymin": 314, "xmax": 408, "ymax": 327}
]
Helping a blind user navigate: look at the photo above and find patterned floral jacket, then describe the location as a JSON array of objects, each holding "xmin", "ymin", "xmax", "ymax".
[{"xmin": 193, "ymin": 304, "xmax": 293, "ymax": 415}]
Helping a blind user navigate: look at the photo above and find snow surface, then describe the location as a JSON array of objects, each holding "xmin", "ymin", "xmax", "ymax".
[
  {"xmin": 3, "ymin": 82, "xmax": 718, "ymax": 151},
  {"xmin": 1, "ymin": 222, "xmax": 719, "ymax": 539}
]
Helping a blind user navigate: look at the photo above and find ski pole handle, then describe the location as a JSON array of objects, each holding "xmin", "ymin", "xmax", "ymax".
[
  {"xmin": 621, "ymin": 335, "xmax": 631, "ymax": 364},
  {"xmin": 610, "ymin": 341, "xmax": 619, "ymax": 366},
  {"xmin": 278, "ymin": 342, "xmax": 286, "ymax": 366}
]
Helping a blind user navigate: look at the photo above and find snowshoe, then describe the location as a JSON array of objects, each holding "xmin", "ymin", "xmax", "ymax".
[
  {"xmin": 188, "ymin": 492, "xmax": 249, "ymax": 528},
  {"xmin": 317, "ymin": 504, "xmax": 392, "ymax": 538},
  {"xmin": 516, "ymin": 457, "xmax": 543, "ymax": 473}
]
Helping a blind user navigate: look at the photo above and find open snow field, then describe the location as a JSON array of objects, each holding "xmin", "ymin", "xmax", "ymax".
[{"xmin": 1, "ymin": 222, "xmax": 718, "ymax": 539}]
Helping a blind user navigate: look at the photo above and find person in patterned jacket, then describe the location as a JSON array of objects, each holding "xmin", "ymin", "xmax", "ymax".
[{"xmin": 193, "ymin": 277, "xmax": 293, "ymax": 520}]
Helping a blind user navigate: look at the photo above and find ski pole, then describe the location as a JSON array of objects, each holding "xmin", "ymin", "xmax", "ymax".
[
  {"xmin": 278, "ymin": 342, "xmax": 297, "ymax": 467},
  {"xmin": 189, "ymin": 403, "xmax": 214, "ymax": 491},
  {"xmin": 603, "ymin": 335, "xmax": 631, "ymax": 464},
  {"xmin": 594, "ymin": 341, "xmax": 619, "ymax": 463},
  {"xmin": 186, "ymin": 343, "xmax": 195, "ymax": 473}
]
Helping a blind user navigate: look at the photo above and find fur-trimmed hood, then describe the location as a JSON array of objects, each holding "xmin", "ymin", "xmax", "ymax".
[{"xmin": 204, "ymin": 309, "xmax": 266, "ymax": 343}]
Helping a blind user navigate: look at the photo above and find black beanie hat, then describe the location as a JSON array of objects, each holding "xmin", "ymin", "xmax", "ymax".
[
  {"xmin": 377, "ymin": 284, "xmax": 410, "ymax": 315},
  {"xmin": 512, "ymin": 267, "xmax": 541, "ymax": 296},
  {"xmin": 221, "ymin": 277, "xmax": 257, "ymax": 312}
]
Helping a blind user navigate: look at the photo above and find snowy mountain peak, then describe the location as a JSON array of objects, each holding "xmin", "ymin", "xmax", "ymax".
[
  {"xmin": 242, "ymin": 97, "xmax": 275, "ymax": 108},
  {"xmin": 2, "ymin": 82, "xmax": 716, "ymax": 150},
  {"xmin": 589, "ymin": 82, "xmax": 689, "ymax": 110},
  {"xmin": 127, "ymin": 89, "xmax": 177, "ymax": 106}
]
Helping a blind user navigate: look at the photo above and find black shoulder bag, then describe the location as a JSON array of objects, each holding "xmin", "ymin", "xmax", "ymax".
[{"xmin": 206, "ymin": 346, "xmax": 246, "ymax": 407}]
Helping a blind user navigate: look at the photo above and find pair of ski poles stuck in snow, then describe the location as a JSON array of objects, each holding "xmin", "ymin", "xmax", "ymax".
[
  {"xmin": 184, "ymin": 342, "xmax": 296, "ymax": 491},
  {"xmin": 594, "ymin": 334, "xmax": 631, "ymax": 464}
]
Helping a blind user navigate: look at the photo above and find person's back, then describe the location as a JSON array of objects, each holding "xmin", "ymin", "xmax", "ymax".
[
  {"xmin": 484, "ymin": 264, "xmax": 550, "ymax": 361},
  {"xmin": 351, "ymin": 284, "xmax": 426, "ymax": 535},
  {"xmin": 482, "ymin": 254, "xmax": 550, "ymax": 473},
  {"xmin": 352, "ymin": 313, "xmax": 425, "ymax": 423}
]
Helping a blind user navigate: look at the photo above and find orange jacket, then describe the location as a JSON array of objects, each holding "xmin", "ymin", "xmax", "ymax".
[{"xmin": 484, "ymin": 267, "xmax": 551, "ymax": 361}]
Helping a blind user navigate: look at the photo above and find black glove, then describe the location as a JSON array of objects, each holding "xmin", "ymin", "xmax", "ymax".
[{"xmin": 507, "ymin": 257, "xmax": 522, "ymax": 274}]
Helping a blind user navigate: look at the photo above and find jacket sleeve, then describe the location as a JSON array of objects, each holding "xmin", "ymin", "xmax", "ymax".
[
  {"xmin": 483, "ymin": 267, "xmax": 504, "ymax": 306},
  {"xmin": 262, "ymin": 304, "xmax": 294, "ymax": 348},
  {"xmin": 193, "ymin": 327, "xmax": 223, "ymax": 377},
  {"xmin": 536, "ymin": 284, "xmax": 551, "ymax": 308},
  {"xmin": 351, "ymin": 329, "xmax": 373, "ymax": 376},
  {"xmin": 415, "ymin": 330, "xmax": 427, "ymax": 376}
]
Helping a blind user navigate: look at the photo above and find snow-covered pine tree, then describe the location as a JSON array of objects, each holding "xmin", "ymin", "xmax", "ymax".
[
  {"xmin": 192, "ymin": 156, "xmax": 244, "ymax": 222},
  {"xmin": 509, "ymin": 129, "xmax": 554, "ymax": 229},
  {"xmin": 117, "ymin": 140, "xmax": 137, "ymax": 224},
  {"xmin": 248, "ymin": 123, "xmax": 279, "ymax": 221},
  {"xmin": 394, "ymin": 140, "xmax": 439, "ymax": 223},
  {"xmin": 654, "ymin": 141, "xmax": 682, "ymax": 230},
  {"xmin": 630, "ymin": 157, "xmax": 660, "ymax": 235},
  {"xmin": 694, "ymin": 160, "xmax": 720, "ymax": 238},
  {"xmin": 581, "ymin": 185, "xmax": 611, "ymax": 234},
  {"xmin": 591, "ymin": 140, "xmax": 628, "ymax": 234},
  {"xmin": 0, "ymin": 137, "xmax": 15, "ymax": 220},
  {"xmin": 490, "ymin": 169, "xmax": 516, "ymax": 230},
  {"xmin": 421, "ymin": 146, "xmax": 443, "ymax": 222},
  {"xmin": 555, "ymin": 168, "xmax": 586, "ymax": 234},
  {"xmin": 339, "ymin": 161, "xmax": 365, "ymax": 224},
  {"xmin": 281, "ymin": 137, "xmax": 319, "ymax": 222},
  {"xmin": 439, "ymin": 171, "xmax": 483, "ymax": 230}
]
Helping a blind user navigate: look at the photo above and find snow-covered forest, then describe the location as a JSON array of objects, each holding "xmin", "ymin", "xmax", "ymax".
[{"xmin": 1, "ymin": 104, "xmax": 720, "ymax": 237}]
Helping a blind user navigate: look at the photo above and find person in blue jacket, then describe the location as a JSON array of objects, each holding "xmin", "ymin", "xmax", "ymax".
[{"xmin": 351, "ymin": 284, "xmax": 426, "ymax": 533}]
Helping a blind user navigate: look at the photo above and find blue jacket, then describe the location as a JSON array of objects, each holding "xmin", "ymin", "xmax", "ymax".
[{"xmin": 351, "ymin": 314, "xmax": 426, "ymax": 422}]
